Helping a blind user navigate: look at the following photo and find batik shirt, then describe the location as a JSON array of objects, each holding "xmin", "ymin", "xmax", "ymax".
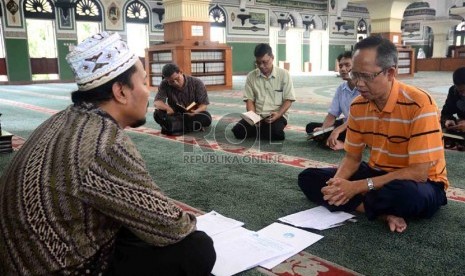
[{"xmin": 0, "ymin": 103, "xmax": 196, "ymax": 275}]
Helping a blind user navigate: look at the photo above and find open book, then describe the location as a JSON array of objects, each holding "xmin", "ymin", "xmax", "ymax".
[
  {"xmin": 443, "ymin": 131, "xmax": 465, "ymax": 141},
  {"xmin": 240, "ymin": 111, "xmax": 270, "ymax": 126},
  {"xmin": 307, "ymin": 126, "xmax": 335, "ymax": 140},
  {"xmin": 176, "ymin": 102, "xmax": 197, "ymax": 113}
]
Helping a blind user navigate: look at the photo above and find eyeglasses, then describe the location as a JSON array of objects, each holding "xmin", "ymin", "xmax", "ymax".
[{"xmin": 349, "ymin": 69, "xmax": 385, "ymax": 83}]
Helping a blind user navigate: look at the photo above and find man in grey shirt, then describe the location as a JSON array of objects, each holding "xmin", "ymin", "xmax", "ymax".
[{"xmin": 154, "ymin": 63, "xmax": 212, "ymax": 136}]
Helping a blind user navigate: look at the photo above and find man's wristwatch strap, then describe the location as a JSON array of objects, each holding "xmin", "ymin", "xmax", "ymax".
[{"xmin": 366, "ymin": 178, "xmax": 375, "ymax": 191}]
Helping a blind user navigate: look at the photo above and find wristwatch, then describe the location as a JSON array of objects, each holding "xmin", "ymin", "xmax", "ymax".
[{"xmin": 366, "ymin": 178, "xmax": 375, "ymax": 191}]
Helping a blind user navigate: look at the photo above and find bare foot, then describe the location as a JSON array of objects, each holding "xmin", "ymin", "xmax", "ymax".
[
  {"xmin": 330, "ymin": 140, "xmax": 345, "ymax": 151},
  {"xmin": 385, "ymin": 215, "xmax": 407, "ymax": 233}
]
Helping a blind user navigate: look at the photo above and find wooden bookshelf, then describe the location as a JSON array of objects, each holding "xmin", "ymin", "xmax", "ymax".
[
  {"xmin": 455, "ymin": 46, "xmax": 465, "ymax": 58},
  {"xmin": 396, "ymin": 47, "xmax": 415, "ymax": 77},
  {"xmin": 0, "ymin": 130, "xmax": 13, "ymax": 153},
  {"xmin": 145, "ymin": 42, "xmax": 232, "ymax": 91}
]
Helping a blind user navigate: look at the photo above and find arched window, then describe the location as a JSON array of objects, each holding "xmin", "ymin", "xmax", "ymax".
[
  {"xmin": 75, "ymin": 0, "xmax": 102, "ymax": 43},
  {"xmin": 454, "ymin": 21, "xmax": 465, "ymax": 46},
  {"xmin": 308, "ymin": 20, "xmax": 315, "ymax": 30},
  {"xmin": 357, "ymin": 18, "xmax": 368, "ymax": 41},
  {"xmin": 302, "ymin": 15, "xmax": 315, "ymax": 31},
  {"xmin": 0, "ymin": 6, "xmax": 4, "ymax": 59},
  {"xmin": 286, "ymin": 14, "xmax": 295, "ymax": 28},
  {"xmin": 76, "ymin": 0, "xmax": 101, "ymax": 21},
  {"xmin": 209, "ymin": 5, "xmax": 226, "ymax": 27},
  {"xmin": 0, "ymin": 7, "xmax": 7, "ymax": 81},
  {"xmin": 126, "ymin": 0, "xmax": 149, "ymax": 23},
  {"xmin": 209, "ymin": 5, "xmax": 226, "ymax": 43},
  {"xmin": 125, "ymin": 0, "xmax": 149, "ymax": 58},
  {"xmin": 278, "ymin": 13, "xmax": 294, "ymax": 30},
  {"xmin": 357, "ymin": 19, "xmax": 367, "ymax": 34},
  {"xmin": 24, "ymin": 0, "xmax": 58, "ymax": 80},
  {"xmin": 24, "ymin": 0, "xmax": 55, "ymax": 19}
]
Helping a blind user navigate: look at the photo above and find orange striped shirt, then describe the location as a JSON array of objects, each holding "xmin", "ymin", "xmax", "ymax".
[{"xmin": 345, "ymin": 79, "xmax": 448, "ymax": 188}]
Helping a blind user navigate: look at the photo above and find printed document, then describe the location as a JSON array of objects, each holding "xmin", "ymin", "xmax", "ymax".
[
  {"xmin": 196, "ymin": 210, "xmax": 244, "ymax": 237},
  {"xmin": 258, "ymin": 223, "xmax": 324, "ymax": 269},
  {"xmin": 211, "ymin": 227, "xmax": 294, "ymax": 276},
  {"xmin": 278, "ymin": 206, "xmax": 355, "ymax": 230}
]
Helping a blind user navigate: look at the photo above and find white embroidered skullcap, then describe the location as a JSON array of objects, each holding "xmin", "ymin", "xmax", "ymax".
[{"xmin": 66, "ymin": 32, "xmax": 138, "ymax": 91}]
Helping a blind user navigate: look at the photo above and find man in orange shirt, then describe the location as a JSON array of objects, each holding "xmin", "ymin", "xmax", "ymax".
[{"xmin": 298, "ymin": 36, "xmax": 448, "ymax": 233}]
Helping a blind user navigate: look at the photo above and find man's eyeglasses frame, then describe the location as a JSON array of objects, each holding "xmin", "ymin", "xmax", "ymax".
[{"xmin": 349, "ymin": 69, "xmax": 387, "ymax": 83}]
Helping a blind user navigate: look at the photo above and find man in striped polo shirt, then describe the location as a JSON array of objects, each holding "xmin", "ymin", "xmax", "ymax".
[{"xmin": 298, "ymin": 36, "xmax": 448, "ymax": 233}]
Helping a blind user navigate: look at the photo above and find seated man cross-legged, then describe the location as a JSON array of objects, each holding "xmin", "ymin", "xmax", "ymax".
[
  {"xmin": 154, "ymin": 63, "xmax": 212, "ymax": 136},
  {"xmin": 440, "ymin": 67, "xmax": 465, "ymax": 150},
  {"xmin": 0, "ymin": 32, "xmax": 215, "ymax": 275},
  {"xmin": 231, "ymin": 43, "xmax": 296, "ymax": 141},
  {"xmin": 306, "ymin": 51, "xmax": 359, "ymax": 150},
  {"xmin": 298, "ymin": 36, "xmax": 448, "ymax": 233}
]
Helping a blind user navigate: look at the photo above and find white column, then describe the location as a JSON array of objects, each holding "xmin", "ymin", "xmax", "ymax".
[
  {"xmin": 421, "ymin": 18, "xmax": 461, "ymax": 57},
  {"xmin": 286, "ymin": 28, "xmax": 304, "ymax": 72},
  {"xmin": 350, "ymin": 0, "xmax": 416, "ymax": 33},
  {"xmin": 163, "ymin": 0, "xmax": 211, "ymax": 23},
  {"xmin": 309, "ymin": 30, "xmax": 329, "ymax": 72}
]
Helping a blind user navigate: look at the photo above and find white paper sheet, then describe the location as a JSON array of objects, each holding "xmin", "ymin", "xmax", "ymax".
[
  {"xmin": 278, "ymin": 206, "xmax": 355, "ymax": 230},
  {"xmin": 196, "ymin": 210, "xmax": 244, "ymax": 237},
  {"xmin": 257, "ymin": 223, "xmax": 324, "ymax": 269},
  {"xmin": 211, "ymin": 227, "xmax": 294, "ymax": 276}
]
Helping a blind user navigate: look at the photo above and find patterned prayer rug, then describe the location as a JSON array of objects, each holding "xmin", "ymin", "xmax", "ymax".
[
  {"xmin": 174, "ymin": 198, "xmax": 363, "ymax": 276},
  {"xmin": 2, "ymin": 79, "xmax": 464, "ymax": 276},
  {"xmin": 257, "ymin": 252, "xmax": 362, "ymax": 276}
]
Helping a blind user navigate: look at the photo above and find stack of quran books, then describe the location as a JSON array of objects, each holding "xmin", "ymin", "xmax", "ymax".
[{"xmin": 0, "ymin": 130, "xmax": 13, "ymax": 153}]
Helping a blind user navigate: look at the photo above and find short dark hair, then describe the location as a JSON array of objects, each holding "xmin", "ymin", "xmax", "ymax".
[
  {"xmin": 337, "ymin": 51, "xmax": 353, "ymax": 62},
  {"xmin": 162, "ymin": 63, "xmax": 181, "ymax": 78},
  {"xmin": 71, "ymin": 64, "xmax": 137, "ymax": 104},
  {"xmin": 354, "ymin": 35, "xmax": 398, "ymax": 69},
  {"xmin": 453, "ymin": 67, "xmax": 465, "ymax": 86},
  {"xmin": 254, "ymin": 43, "xmax": 273, "ymax": 58}
]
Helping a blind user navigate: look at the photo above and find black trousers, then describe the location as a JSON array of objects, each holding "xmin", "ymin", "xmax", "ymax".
[
  {"xmin": 106, "ymin": 229, "xmax": 216, "ymax": 276},
  {"xmin": 442, "ymin": 128, "xmax": 465, "ymax": 149},
  {"xmin": 306, "ymin": 118, "xmax": 345, "ymax": 142},
  {"xmin": 231, "ymin": 117, "xmax": 287, "ymax": 141},
  {"xmin": 298, "ymin": 162, "xmax": 447, "ymax": 220},
  {"xmin": 154, "ymin": 109, "xmax": 212, "ymax": 134}
]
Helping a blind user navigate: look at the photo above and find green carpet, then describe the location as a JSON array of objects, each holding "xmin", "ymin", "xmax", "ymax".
[{"xmin": 1, "ymin": 73, "xmax": 464, "ymax": 275}]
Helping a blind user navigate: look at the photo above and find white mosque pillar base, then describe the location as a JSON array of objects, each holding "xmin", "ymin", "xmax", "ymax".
[{"xmin": 432, "ymin": 33, "xmax": 449, "ymax": 58}]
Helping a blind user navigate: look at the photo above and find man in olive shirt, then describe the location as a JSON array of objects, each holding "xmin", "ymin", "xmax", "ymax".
[{"xmin": 232, "ymin": 43, "xmax": 296, "ymax": 141}]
